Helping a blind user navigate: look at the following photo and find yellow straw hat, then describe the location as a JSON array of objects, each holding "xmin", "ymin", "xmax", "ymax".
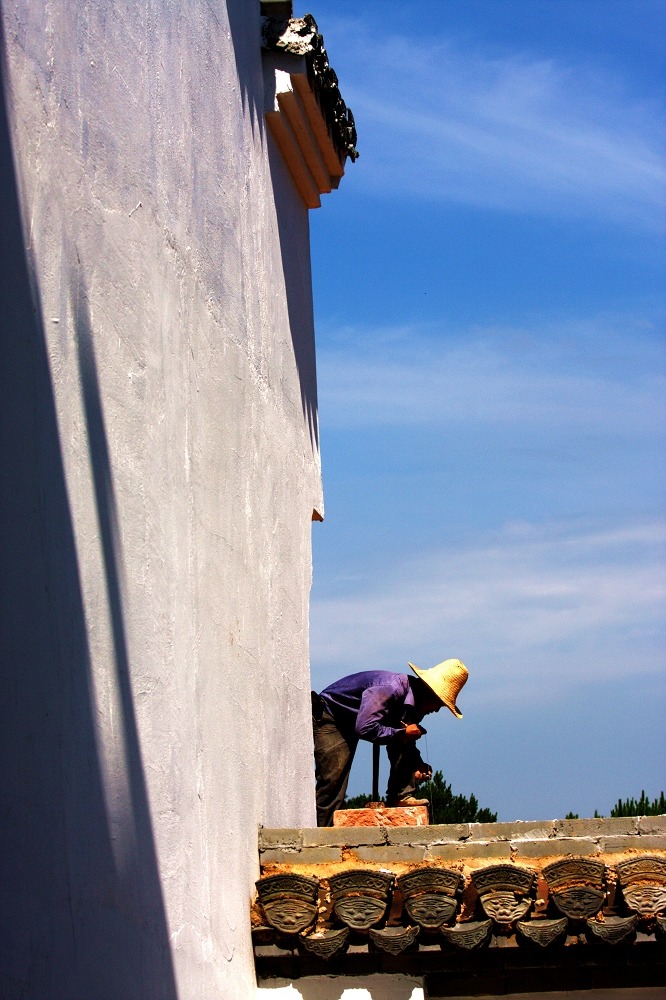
[{"xmin": 408, "ymin": 658, "xmax": 468, "ymax": 718}]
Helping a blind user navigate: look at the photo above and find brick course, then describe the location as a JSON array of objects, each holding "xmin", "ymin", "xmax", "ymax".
[{"xmin": 259, "ymin": 816, "xmax": 666, "ymax": 868}]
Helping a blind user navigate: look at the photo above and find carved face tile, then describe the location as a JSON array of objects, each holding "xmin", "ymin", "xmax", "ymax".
[
  {"xmin": 616, "ymin": 855, "xmax": 666, "ymax": 889},
  {"xmin": 543, "ymin": 858, "xmax": 605, "ymax": 891},
  {"xmin": 299, "ymin": 927, "xmax": 349, "ymax": 960},
  {"xmin": 585, "ymin": 914, "xmax": 637, "ymax": 946},
  {"xmin": 472, "ymin": 864, "xmax": 535, "ymax": 896},
  {"xmin": 328, "ymin": 869, "xmax": 393, "ymax": 897},
  {"xmin": 404, "ymin": 893, "xmax": 457, "ymax": 930},
  {"xmin": 369, "ymin": 924, "xmax": 420, "ymax": 955},
  {"xmin": 333, "ymin": 895, "xmax": 388, "ymax": 930},
  {"xmin": 256, "ymin": 873, "xmax": 319, "ymax": 903},
  {"xmin": 622, "ymin": 885, "xmax": 666, "ymax": 915},
  {"xmin": 551, "ymin": 887, "xmax": 606, "ymax": 919},
  {"xmin": 516, "ymin": 917, "xmax": 568, "ymax": 948},
  {"xmin": 397, "ymin": 866, "xmax": 462, "ymax": 899},
  {"xmin": 479, "ymin": 891, "xmax": 532, "ymax": 925},
  {"xmin": 441, "ymin": 919, "xmax": 492, "ymax": 950},
  {"xmin": 262, "ymin": 898, "xmax": 318, "ymax": 934}
]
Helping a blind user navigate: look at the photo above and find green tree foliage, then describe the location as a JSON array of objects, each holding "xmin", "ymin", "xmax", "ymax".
[
  {"xmin": 428, "ymin": 771, "xmax": 497, "ymax": 824},
  {"xmin": 342, "ymin": 771, "xmax": 497, "ymax": 824},
  {"xmin": 568, "ymin": 791, "xmax": 665, "ymax": 819},
  {"xmin": 608, "ymin": 790, "xmax": 666, "ymax": 818}
]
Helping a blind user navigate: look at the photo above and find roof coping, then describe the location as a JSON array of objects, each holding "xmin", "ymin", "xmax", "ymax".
[{"xmin": 262, "ymin": 13, "xmax": 358, "ymax": 166}]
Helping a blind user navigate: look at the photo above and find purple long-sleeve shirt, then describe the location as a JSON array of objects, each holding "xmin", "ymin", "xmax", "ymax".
[{"xmin": 318, "ymin": 670, "xmax": 419, "ymax": 743}]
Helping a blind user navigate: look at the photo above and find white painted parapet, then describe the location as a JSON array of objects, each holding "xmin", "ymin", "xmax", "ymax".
[{"xmin": 0, "ymin": 3, "xmax": 353, "ymax": 997}]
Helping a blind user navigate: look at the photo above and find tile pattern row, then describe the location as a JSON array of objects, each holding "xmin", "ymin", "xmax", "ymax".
[{"xmin": 253, "ymin": 855, "xmax": 666, "ymax": 958}]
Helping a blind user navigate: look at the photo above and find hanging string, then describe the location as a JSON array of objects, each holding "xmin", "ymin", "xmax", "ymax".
[{"xmin": 424, "ymin": 730, "xmax": 435, "ymax": 819}]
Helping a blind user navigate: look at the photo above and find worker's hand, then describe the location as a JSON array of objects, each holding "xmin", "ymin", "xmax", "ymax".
[
  {"xmin": 400, "ymin": 723, "xmax": 425, "ymax": 742},
  {"xmin": 414, "ymin": 765, "xmax": 432, "ymax": 782}
]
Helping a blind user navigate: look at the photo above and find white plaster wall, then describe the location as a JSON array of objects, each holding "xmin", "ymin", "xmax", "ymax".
[{"xmin": 0, "ymin": 2, "xmax": 320, "ymax": 997}]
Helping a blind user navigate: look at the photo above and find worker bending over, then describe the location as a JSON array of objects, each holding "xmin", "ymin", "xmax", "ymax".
[{"xmin": 311, "ymin": 658, "xmax": 468, "ymax": 827}]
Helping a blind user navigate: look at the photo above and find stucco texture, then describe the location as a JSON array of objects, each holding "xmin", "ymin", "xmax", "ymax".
[{"xmin": 0, "ymin": 1, "xmax": 320, "ymax": 997}]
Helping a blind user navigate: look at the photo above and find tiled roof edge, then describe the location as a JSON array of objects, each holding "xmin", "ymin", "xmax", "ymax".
[{"xmin": 261, "ymin": 13, "xmax": 359, "ymax": 164}]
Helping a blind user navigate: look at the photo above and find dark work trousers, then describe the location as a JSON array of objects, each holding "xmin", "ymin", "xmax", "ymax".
[{"xmin": 312, "ymin": 693, "xmax": 424, "ymax": 827}]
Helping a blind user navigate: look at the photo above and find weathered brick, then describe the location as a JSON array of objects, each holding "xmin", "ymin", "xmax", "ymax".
[
  {"xmin": 302, "ymin": 827, "xmax": 385, "ymax": 848},
  {"xmin": 257, "ymin": 819, "xmax": 665, "ymax": 878},
  {"xmin": 427, "ymin": 822, "xmax": 471, "ymax": 842},
  {"xmin": 599, "ymin": 836, "xmax": 643, "ymax": 853},
  {"xmin": 333, "ymin": 805, "xmax": 429, "ymax": 827},
  {"xmin": 553, "ymin": 817, "xmax": 637, "ymax": 838},
  {"xmin": 259, "ymin": 848, "xmax": 301, "ymax": 864},
  {"xmin": 629, "ymin": 835, "xmax": 666, "ymax": 851},
  {"xmin": 298, "ymin": 846, "xmax": 346, "ymax": 863},
  {"xmin": 509, "ymin": 841, "xmax": 552, "ymax": 860},
  {"xmin": 516, "ymin": 837, "xmax": 599, "ymax": 858},
  {"xmin": 260, "ymin": 846, "xmax": 342, "ymax": 865},
  {"xmin": 638, "ymin": 814, "xmax": 666, "ymax": 836},
  {"xmin": 601, "ymin": 816, "xmax": 639, "ymax": 835},
  {"xmin": 428, "ymin": 841, "xmax": 512, "ymax": 861},
  {"xmin": 470, "ymin": 821, "xmax": 555, "ymax": 842},
  {"xmin": 351, "ymin": 844, "xmax": 428, "ymax": 864},
  {"xmin": 258, "ymin": 827, "xmax": 303, "ymax": 850},
  {"xmin": 385, "ymin": 826, "xmax": 446, "ymax": 846}
]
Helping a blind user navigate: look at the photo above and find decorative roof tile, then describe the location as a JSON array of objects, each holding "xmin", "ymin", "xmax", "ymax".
[
  {"xmin": 253, "ymin": 819, "xmax": 666, "ymax": 987},
  {"xmin": 262, "ymin": 13, "xmax": 358, "ymax": 166}
]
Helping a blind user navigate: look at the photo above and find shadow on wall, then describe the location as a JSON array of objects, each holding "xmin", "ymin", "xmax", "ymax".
[
  {"xmin": 268, "ymin": 135, "xmax": 320, "ymax": 451},
  {"xmin": 227, "ymin": 0, "xmax": 265, "ymax": 139},
  {"xmin": 228, "ymin": 0, "xmax": 319, "ymax": 450},
  {"xmin": 0, "ymin": 14, "xmax": 178, "ymax": 998}
]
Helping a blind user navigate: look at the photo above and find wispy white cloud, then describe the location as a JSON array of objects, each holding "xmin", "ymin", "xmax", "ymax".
[
  {"xmin": 308, "ymin": 6, "xmax": 665, "ymax": 819},
  {"xmin": 314, "ymin": 316, "xmax": 665, "ymax": 703},
  {"xmin": 327, "ymin": 23, "xmax": 665, "ymax": 227},
  {"xmin": 318, "ymin": 317, "xmax": 666, "ymax": 435},
  {"xmin": 310, "ymin": 516, "xmax": 666, "ymax": 707}
]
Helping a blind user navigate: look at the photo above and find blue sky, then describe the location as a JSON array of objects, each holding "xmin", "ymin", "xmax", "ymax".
[{"xmin": 305, "ymin": 0, "xmax": 666, "ymax": 821}]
